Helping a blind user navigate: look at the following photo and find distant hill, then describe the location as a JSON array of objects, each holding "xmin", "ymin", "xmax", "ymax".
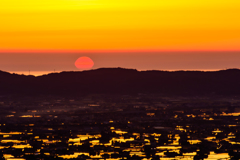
[{"xmin": 1, "ymin": 68, "xmax": 240, "ymax": 96}]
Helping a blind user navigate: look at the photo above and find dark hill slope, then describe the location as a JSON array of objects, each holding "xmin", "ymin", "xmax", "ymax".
[{"xmin": 1, "ymin": 68, "xmax": 240, "ymax": 96}]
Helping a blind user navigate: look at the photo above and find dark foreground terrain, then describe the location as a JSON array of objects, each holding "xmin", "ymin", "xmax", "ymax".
[
  {"xmin": 1, "ymin": 68, "xmax": 240, "ymax": 95},
  {"xmin": 1, "ymin": 94, "xmax": 240, "ymax": 160}
]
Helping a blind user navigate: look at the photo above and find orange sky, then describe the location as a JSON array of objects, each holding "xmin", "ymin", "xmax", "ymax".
[
  {"xmin": 0, "ymin": 0, "xmax": 240, "ymax": 73},
  {"xmin": 1, "ymin": 0, "xmax": 240, "ymax": 52}
]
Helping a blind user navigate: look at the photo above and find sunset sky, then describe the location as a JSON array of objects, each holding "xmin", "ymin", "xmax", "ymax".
[{"xmin": 0, "ymin": 0, "xmax": 240, "ymax": 75}]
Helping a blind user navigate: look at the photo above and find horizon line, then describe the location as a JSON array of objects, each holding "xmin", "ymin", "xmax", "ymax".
[{"xmin": 3, "ymin": 67, "xmax": 240, "ymax": 77}]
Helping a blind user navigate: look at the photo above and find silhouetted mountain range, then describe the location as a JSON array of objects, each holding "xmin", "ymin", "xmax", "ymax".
[{"xmin": 1, "ymin": 68, "xmax": 240, "ymax": 96}]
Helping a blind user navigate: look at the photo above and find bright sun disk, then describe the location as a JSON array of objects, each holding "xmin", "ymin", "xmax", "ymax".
[{"xmin": 75, "ymin": 56, "xmax": 94, "ymax": 70}]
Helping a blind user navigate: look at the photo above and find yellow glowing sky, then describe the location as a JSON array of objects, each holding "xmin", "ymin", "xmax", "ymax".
[{"xmin": 1, "ymin": 0, "xmax": 240, "ymax": 52}]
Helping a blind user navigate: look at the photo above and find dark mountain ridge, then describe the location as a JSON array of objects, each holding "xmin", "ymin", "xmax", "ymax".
[{"xmin": 1, "ymin": 68, "xmax": 240, "ymax": 96}]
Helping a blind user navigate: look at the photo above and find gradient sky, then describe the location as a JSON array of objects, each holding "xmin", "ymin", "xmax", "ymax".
[{"xmin": 0, "ymin": 0, "xmax": 240, "ymax": 74}]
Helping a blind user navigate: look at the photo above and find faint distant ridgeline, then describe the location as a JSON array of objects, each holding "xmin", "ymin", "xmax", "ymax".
[{"xmin": 1, "ymin": 68, "xmax": 240, "ymax": 96}]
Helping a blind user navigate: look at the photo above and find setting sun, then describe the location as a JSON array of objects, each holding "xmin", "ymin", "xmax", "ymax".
[
  {"xmin": 0, "ymin": 0, "xmax": 240, "ymax": 73},
  {"xmin": 75, "ymin": 57, "xmax": 94, "ymax": 70}
]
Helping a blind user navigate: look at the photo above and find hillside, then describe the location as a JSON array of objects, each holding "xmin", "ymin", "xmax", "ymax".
[{"xmin": 1, "ymin": 68, "xmax": 240, "ymax": 96}]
